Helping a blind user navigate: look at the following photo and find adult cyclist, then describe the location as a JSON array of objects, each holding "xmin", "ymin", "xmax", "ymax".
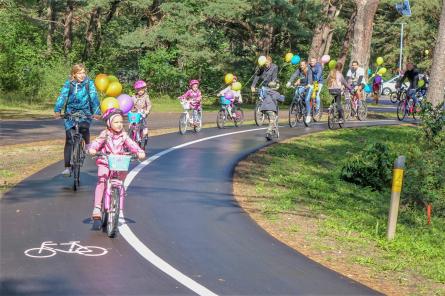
[
  {"xmin": 346, "ymin": 61, "xmax": 366, "ymax": 100},
  {"xmin": 286, "ymin": 60, "xmax": 314, "ymax": 124},
  {"xmin": 250, "ymin": 56, "xmax": 279, "ymax": 95},
  {"xmin": 397, "ymin": 62, "xmax": 420, "ymax": 105},
  {"xmin": 309, "ymin": 57, "xmax": 323, "ymax": 118},
  {"xmin": 54, "ymin": 64, "xmax": 101, "ymax": 176}
]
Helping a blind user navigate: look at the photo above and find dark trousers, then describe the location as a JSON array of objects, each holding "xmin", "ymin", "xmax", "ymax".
[
  {"xmin": 64, "ymin": 122, "xmax": 90, "ymax": 167},
  {"xmin": 329, "ymin": 89, "xmax": 344, "ymax": 119}
]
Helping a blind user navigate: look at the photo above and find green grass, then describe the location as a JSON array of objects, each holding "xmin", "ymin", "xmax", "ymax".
[{"xmin": 250, "ymin": 126, "xmax": 445, "ymax": 284}]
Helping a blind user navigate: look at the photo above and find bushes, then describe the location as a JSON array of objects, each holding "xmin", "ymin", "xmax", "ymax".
[{"xmin": 340, "ymin": 143, "xmax": 395, "ymax": 191}]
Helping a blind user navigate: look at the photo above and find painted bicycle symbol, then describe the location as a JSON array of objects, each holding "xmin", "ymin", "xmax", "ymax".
[{"xmin": 24, "ymin": 241, "xmax": 108, "ymax": 258}]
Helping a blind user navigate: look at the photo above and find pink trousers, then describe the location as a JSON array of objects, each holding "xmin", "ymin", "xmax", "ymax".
[{"xmin": 94, "ymin": 164, "xmax": 127, "ymax": 207}]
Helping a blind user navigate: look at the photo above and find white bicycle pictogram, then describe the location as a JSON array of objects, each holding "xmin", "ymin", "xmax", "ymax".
[{"xmin": 24, "ymin": 241, "xmax": 108, "ymax": 258}]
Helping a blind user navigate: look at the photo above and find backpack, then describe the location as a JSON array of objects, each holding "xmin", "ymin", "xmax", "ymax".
[{"xmin": 64, "ymin": 79, "xmax": 93, "ymax": 114}]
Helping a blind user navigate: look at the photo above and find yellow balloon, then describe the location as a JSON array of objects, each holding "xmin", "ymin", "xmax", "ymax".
[
  {"xmin": 377, "ymin": 67, "xmax": 387, "ymax": 75},
  {"xmin": 418, "ymin": 79, "xmax": 425, "ymax": 88},
  {"xmin": 100, "ymin": 97, "xmax": 119, "ymax": 113},
  {"xmin": 285, "ymin": 53, "xmax": 293, "ymax": 63},
  {"xmin": 224, "ymin": 73, "xmax": 234, "ymax": 84},
  {"xmin": 232, "ymin": 82, "xmax": 242, "ymax": 91},
  {"xmin": 95, "ymin": 74, "xmax": 109, "ymax": 93},
  {"xmin": 258, "ymin": 55, "xmax": 267, "ymax": 66},
  {"xmin": 425, "ymin": 49, "xmax": 429, "ymax": 55},
  {"xmin": 376, "ymin": 57, "xmax": 384, "ymax": 66},
  {"xmin": 106, "ymin": 81, "xmax": 123, "ymax": 97}
]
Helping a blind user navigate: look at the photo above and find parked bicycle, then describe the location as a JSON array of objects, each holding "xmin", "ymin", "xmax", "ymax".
[
  {"xmin": 216, "ymin": 97, "xmax": 244, "ymax": 128},
  {"xmin": 127, "ymin": 111, "xmax": 148, "ymax": 150},
  {"xmin": 62, "ymin": 111, "xmax": 90, "ymax": 191},
  {"xmin": 93, "ymin": 152, "xmax": 137, "ymax": 238},
  {"xmin": 343, "ymin": 88, "xmax": 367, "ymax": 121},
  {"xmin": 178, "ymin": 100, "xmax": 202, "ymax": 134}
]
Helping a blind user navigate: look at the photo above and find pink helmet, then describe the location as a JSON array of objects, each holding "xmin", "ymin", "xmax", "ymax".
[
  {"xmin": 102, "ymin": 108, "xmax": 123, "ymax": 127},
  {"xmin": 189, "ymin": 79, "xmax": 199, "ymax": 87},
  {"xmin": 133, "ymin": 80, "xmax": 147, "ymax": 90}
]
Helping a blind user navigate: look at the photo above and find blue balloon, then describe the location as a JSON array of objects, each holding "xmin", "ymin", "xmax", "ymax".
[
  {"xmin": 368, "ymin": 68, "xmax": 372, "ymax": 76},
  {"xmin": 291, "ymin": 55, "xmax": 301, "ymax": 65},
  {"xmin": 364, "ymin": 84, "xmax": 372, "ymax": 93}
]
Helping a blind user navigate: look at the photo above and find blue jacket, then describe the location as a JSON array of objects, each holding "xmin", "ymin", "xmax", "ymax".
[
  {"xmin": 54, "ymin": 78, "xmax": 100, "ymax": 130},
  {"xmin": 309, "ymin": 62, "xmax": 324, "ymax": 83}
]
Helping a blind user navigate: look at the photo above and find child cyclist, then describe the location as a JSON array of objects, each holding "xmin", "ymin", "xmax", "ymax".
[
  {"xmin": 88, "ymin": 108, "xmax": 145, "ymax": 219},
  {"xmin": 131, "ymin": 80, "xmax": 151, "ymax": 137},
  {"xmin": 327, "ymin": 62, "xmax": 351, "ymax": 123},
  {"xmin": 178, "ymin": 79, "xmax": 202, "ymax": 125},
  {"xmin": 217, "ymin": 76, "xmax": 243, "ymax": 117},
  {"xmin": 260, "ymin": 81, "xmax": 284, "ymax": 139}
]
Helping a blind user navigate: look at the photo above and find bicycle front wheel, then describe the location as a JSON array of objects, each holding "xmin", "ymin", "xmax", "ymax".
[
  {"xmin": 72, "ymin": 138, "xmax": 81, "ymax": 191},
  {"xmin": 254, "ymin": 101, "xmax": 265, "ymax": 126},
  {"xmin": 216, "ymin": 109, "xmax": 226, "ymax": 129},
  {"xmin": 327, "ymin": 106, "xmax": 335, "ymax": 130},
  {"xmin": 390, "ymin": 92, "xmax": 398, "ymax": 103},
  {"xmin": 193, "ymin": 110, "xmax": 202, "ymax": 133},
  {"xmin": 312, "ymin": 99, "xmax": 323, "ymax": 122},
  {"xmin": 107, "ymin": 187, "xmax": 121, "ymax": 238},
  {"xmin": 179, "ymin": 113, "xmax": 188, "ymax": 135}
]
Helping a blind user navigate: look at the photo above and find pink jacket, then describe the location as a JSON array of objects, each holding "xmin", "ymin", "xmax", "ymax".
[
  {"xmin": 179, "ymin": 89, "xmax": 202, "ymax": 110},
  {"xmin": 90, "ymin": 129, "xmax": 143, "ymax": 166}
]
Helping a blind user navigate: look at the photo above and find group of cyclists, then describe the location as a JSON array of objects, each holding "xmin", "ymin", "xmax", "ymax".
[{"xmin": 54, "ymin": 57, "xmax": 428, "ymax": 219}]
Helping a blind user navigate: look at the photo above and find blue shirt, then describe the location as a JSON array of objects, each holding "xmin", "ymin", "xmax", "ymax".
[
  {"xmin": 309, "ymin": 62, "xmax": 324, "ymax": 83},
  {"xmin": 54, "ymin": 78, "xmax": 100, "ymax": 130}
]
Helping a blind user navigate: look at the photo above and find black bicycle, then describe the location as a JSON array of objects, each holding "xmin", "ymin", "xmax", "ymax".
[
  {"xmin": 63, "ymin": 111, "xmax": 90, "ymax": 191},
  {"xmin": 288, "ymin": 86, "xmax": 308, "ymax": 127},
  {"xmin": 389, "ymin": 84, "xmax": 408, "ymax": 103},
  {"xmin": 327, "ymin": 96, "xmax": 344, "ymax": 130}
]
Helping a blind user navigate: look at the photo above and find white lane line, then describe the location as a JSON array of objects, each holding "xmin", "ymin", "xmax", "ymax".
[
  {"xmin": 118, "ymin": 119, "xmax": 397, "ymax": 295},
  {"xmin": 119, "ymin": 127, "xmax": 266, "ymax": 296}
]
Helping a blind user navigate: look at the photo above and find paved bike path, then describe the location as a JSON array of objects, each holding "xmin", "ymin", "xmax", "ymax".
[{"xmin": 1, "ymin": 120, "xmax": 398, "ymax": 295}]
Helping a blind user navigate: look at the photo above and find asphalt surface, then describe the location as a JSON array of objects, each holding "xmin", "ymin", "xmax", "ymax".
[
  {"xmin": 0, "ymin": 118, "xmax": 401, "ymax": 295},
  {"xmin": 0, "ymin": 97, "xmax": 397, "ymax": 145}
]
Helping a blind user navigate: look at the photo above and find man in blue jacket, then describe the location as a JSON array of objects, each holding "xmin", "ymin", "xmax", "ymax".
[{"xmin": 309, "ymin": 57, "xmax": 323, "ymax": 118}]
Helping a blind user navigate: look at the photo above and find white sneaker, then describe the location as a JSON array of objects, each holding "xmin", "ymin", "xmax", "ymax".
[
  {"xmin": 305, "ymin": 115, "xmax": 312, "ymax": 124},
  {"xmin": 61, "ymin": 168, "xmax": 71, "ymax": 177},
  {"xmin": 92, "ymin": 206, "xmax": 101, "ymax": 220}
]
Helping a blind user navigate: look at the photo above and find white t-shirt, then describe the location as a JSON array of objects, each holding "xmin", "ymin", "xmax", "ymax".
[{"xmin": 346, "ymin": 67, "xmax": 366, "ymax": 84}]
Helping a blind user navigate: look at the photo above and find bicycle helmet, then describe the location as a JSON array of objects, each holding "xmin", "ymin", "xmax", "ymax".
[
  {"xmin": 133, "ymin": 80, "xmax": 147, "ymax": 90},
  {"xmin": 102, "ymin": 108, "xmax": 124, "ymax": 127},
  {"xmin": 189, "ymin": 79, "xmax": 199, "ymax": 87}
]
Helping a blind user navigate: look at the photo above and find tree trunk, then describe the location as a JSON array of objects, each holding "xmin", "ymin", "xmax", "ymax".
[
  {"xmin": 349, "ymin": 0, "xmax": 380, "ymax": 75},
  {"xmin": 427, "ymin": 2, "xmax": 445, "ymax": 107},
  {"xmin": 309, "ymin": 1, "xmax": 340, "ymax": 59},
  {"xmin": 147, "ymin": 0, "xmax": 163, "ymax": 27},
  {"xmin": 46, "ymin": 0, "xmax": 55, "ymax": 54},
  {"xmin": 106, "ymin": 0, "xmax": 121, "ymax": 24},
  {"xmin": 83, "ymin": 6, "xmax": 101, "ymax": 60},
  {"xmin": 63, "ymin": 0, "xmax": 74, "ymax": 56},
  {"xmin": 338, "ymin": 9, "xmax": 357, "ymax": 70}
]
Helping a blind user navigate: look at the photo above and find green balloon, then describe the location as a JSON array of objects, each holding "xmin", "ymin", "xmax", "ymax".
[
  {"xmin": 108, "ymin": 75, "xmax": 119, "ymax": 83},
  {"xmin": 328, "ymin": 60, "xmax": 337, "ymax": 70}
]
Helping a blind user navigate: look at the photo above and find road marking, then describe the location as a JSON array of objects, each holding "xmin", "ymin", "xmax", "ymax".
[
  {"xmin": 120, "ymin": 127, "xmax": 267, "ymax": 296},
  {"xmin": 119, "ymin": 120, "xmax": 397, "ymax": 295}
]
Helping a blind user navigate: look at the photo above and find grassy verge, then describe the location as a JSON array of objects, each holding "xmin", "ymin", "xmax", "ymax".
[{"xmin": 234, "ymin": 126, "xmax": 444, "ymax": 296}]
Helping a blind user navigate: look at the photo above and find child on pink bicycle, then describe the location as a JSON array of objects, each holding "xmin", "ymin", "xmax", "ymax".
[
  {"xmin": 178, "ymin": 79, "xmax": 202, "ymax": 124},
  {"xmin": 88, "ymin": 108, "xmax": 145, "ymax": 219},
  {"xmin": 131, "ymin": 80, "xmax": 151, "ymax": 137},
  {"xmin": 217, "ymin": 75, "xmax": 242, "ymax": 117}
]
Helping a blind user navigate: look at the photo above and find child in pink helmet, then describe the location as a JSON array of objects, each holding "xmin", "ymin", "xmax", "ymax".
[
  {"xmin": 178, "ymin": 79, "xmax": 202, "ymax": 124},
  {"xmin": 131, "ymin": 80, "xmax": 151, "ymax": 137},
  {"xmin": 88, "ymin": 108, "xmax": 145, "ymax": 219}
]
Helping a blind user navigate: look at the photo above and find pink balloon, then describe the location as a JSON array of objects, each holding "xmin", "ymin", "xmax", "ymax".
[
  {"xmin": 117, "ymin": 94, "xmax": 134, "ymax": 114},
  {"xmin": 321, "ymin": 55, "xmax": 330, "ymax": 64}
]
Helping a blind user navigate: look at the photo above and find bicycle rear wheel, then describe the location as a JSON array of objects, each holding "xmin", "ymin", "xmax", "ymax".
[
  {"xmin": 288, "ymin": 102, "xmax": 298, "ymax": 127},
  {"xmin": 234, "ymin": 108, "xmax": 244, "ymax": 127},
  {"xmin": 179, "ymin": 113, "xmax": 188, "ymax": 134},
  {"xmin": 107, "ymin": 187, "xmax": 120, "ymax": 238},
  {"xmin": 312, "ymin": 99, "xmax": 323, "ymax": 122},
  {"xmin": 327, "ymin": 106, "xmax": 336, "ymax": 130},
  {"xmin": 254, "ymin": 101, "xmax": 265, "ymax": 126},
  {"xmin": 357, "ymin": 100, "xmax": 368, "ymax": 121},
  {"xmin": 397, "ymin": 100, "xmax": 407, "ymax": 121}
]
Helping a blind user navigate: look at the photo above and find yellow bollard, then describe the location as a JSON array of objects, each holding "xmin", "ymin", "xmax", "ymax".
[{"xmin": 387, "ymin": 156, "xmax": 405, "ymax": 240}]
